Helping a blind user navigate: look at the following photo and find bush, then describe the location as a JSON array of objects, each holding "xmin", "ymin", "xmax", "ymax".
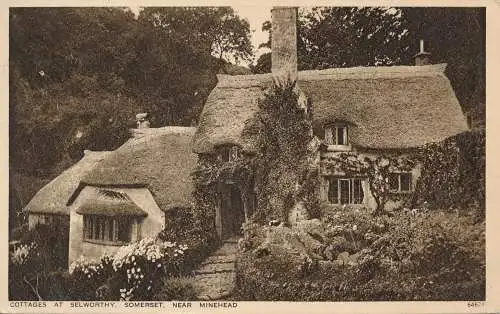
[
  {"xmin": 236, "ymin": 209, "xmax": 485, "ymax": 301},
  {"xmin": 159, "ymin": 207, "xmax": 218, "ymax": 273},
  {"xmin": 9, "ymin": 222, "xmax": 70, "ymax": 300},
  {"xmin": 19, "ymin": 222, "xmax": 69, "ymax": 270},
  {"xmin": 412, "ymin": 130, "xmax": 485, "ymax": 218},
  {"xmin": 69, "ymin": 237, "xmax": 188, "ymax": 301},
  {"xmin": 153, "ymin": 276, "xmax": 199, "ymax": 301}
]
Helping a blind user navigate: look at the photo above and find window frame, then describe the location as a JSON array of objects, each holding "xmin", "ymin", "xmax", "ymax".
[
  {"xmin": 83, "ymin": 215, "xmax": 138, "ymax": 246},
  {"xmin": 388, "ymin": 172, "xmax": 413, "ymax": 193},
  {"xmin": 324, "ymin": 124, "xmax": 351, "ymax": 151},
  {"xmin": 327, "ymin": 177, "xmax": 364, "ymax": 205},
  {"xmin": 217, "ymin": 145, "xmax": 240, "ymax": 162}
]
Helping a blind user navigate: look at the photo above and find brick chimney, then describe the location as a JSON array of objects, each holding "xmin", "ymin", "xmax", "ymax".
[
  {"xmin": 271, "ymin": 7, "xmax": 298, "ymax": 83},
  {"xmin": 414, "ymin": 39, "xmax": 431, "ymax": 66}
]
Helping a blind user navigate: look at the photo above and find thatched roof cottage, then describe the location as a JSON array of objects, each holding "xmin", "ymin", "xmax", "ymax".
[
  {"xmin": 191, "ymin": 7, "xmax": 469, "ymax": 235},
  {"xmin": 193, "ymin": 64, "xmax": 468, "ymax": 154},
  {"xmin": 65, "ymin": 126, "xmax": 197, "ymax": 265},
  {"xmin": 23, "ymin": 125, "xmax": 198, "ymax": 266}
]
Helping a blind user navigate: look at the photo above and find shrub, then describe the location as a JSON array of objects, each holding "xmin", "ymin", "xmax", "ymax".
[
  {"xmin": 245, "ymin": 81, "xmax": 317, "ymax": 224},
  {"xmin": 9, "ymin": 222, "xmax": 70, "ymax": 300},
  {"xmin": 159, "ymin": 207, "xmax": 218, "ymax": 273},
  {"xmin": 69, "ymin": 237, "xmax": 188, "ymax": 301},
  {"xmin": 19, "ymin": 221, "xmax": 69, "ymax": 270},
  {"xmin": 153, "ymin": 276, "xmax": 199, "ymax": 301},
  {"xmin": 412, "ymin": 130, "xmax": 485, "ymax": 218},
  {"xmin": 236, "ymin": 209, "xmax": 485, "ymax": 301}
]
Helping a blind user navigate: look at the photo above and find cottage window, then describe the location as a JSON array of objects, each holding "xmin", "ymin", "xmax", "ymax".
[
  {"xmin": 388, "ymin": 172, "xmax": 412, "ymax": 193},
  {"xmin": 324, "ymin": 125, "xmax": 348, "ymax": 146},
  {"xmin": 218, "ymin": 145, "xmax": 240, "ymax": 162},
  {"xmin": 328, "ymin": 177, "xmax": 364, "ymax": 205},
  {"xmin": 83, "ymin": 215, "xmax": 135, "ymax": 244}
]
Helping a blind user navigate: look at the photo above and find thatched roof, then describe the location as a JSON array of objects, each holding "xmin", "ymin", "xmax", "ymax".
[
  {"xmin": 23, "ymin": 151, "xmax": 111, "ymax": 215},
  {"xmin": 76, "ymin": 198, "xmax": 147, "ymax": 217},
  {"xmin": 193, "ymin": 63, "xmax": 469, "ymax": 153},
  {"xmin": 78, "ymin": 127, "xmax": 198, "ymax": 211}
]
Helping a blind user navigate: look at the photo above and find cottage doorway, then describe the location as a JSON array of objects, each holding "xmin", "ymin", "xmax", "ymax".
[{"xmin": 217, "ymin": 184, "xmax": 245, "ymax": 240}]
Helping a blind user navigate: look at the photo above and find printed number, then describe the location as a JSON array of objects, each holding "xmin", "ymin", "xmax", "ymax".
[{"xmin": 467, "ymin": 301, "xmax": 484, "ymax": 307}]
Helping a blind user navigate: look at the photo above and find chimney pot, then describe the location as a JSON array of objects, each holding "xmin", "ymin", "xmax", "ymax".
[
  {"xmin": 136, "ymin": 112, "xmax": 150, "ymax": 129},
  {"xmin": 414, "ymin": 39, "xmax": 431, "ymax": 66}
]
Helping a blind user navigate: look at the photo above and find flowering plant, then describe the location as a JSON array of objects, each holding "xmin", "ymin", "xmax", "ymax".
[
  {"xmin": 10, "ymin": 242, "xmax": 38, "ymax": 266},
  {"xmin": 111, "ymin": 237, "xmax": 188, "ymax": 300},
  {"xmin": 68, "ymin": 237, "xmax": 188, "ymax": 300}
]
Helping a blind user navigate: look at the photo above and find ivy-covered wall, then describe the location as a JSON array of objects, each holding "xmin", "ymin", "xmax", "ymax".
[
  {"xmin": 242, "ymin": 81, "xmax": 320, "ymax": 225},
  {"xmin": 319, "ymin": 149, "xmax": 420, "ymax": 213},
  {"xmin": 411, "ymin": 129, "xmax": 485, "ymax": 217}
]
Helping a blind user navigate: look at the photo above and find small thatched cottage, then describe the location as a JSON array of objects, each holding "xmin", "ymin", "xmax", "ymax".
[
  {"xmin": 65, "ymin": 126, "xmax": 197, "ymax": 266},
  {"xmin": 191, "ymin": 7, "xmax": 469, "ymax": 235},
  {"xmin": 24, "ymin": 126, "xmax": 198, "ymax": 266}
]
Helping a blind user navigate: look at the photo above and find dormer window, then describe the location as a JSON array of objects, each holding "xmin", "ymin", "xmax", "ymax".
[
  {"xmin": 323, "ymin": 123, "xmax": 351, "ymax": 151},
  {"xmin": 218, "ymin": 145, "xmax": 240, "ymax": 162},
  {"xmin": 324, "ymin": 124, "xmax": 350, "ymax": 150}
]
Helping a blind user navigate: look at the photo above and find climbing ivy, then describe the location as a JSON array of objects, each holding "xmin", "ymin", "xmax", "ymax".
[
  {"xmin": 191, "ymin": 152, "xmax": 256, "ymax": 232},
  {"xmin": 244, "ymin": 80, "xmax": 320, "ymax": 224},
  {"xmin": 411, "ymin": 130, "xmax": 485, "ymax": 218},
  {"xmin": 322, "ymin": 153, "xmax": 416, "ymax": 215}
]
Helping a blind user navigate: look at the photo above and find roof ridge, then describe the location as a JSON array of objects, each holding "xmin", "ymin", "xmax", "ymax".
[
  {"xmin": 216, "ymin": 63, "xmax": 448, "ymax": 88},
  {"xmin": 300, "ymin": 63, "xmax": 447, "ymax": 81}
]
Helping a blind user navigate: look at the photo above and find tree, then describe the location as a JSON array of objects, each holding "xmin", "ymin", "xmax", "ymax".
[
  {"xmin": 138, "ymin": 7, "xmax": 253, "ymax": 69},
  {"xmin": 10, "ymin": 7, "xmax": 254, "ymax": 176},
  {"xmin": 400, "ymin": 7, "xmax": 485, "ymax": 110},
  {"xmin": 250, "ymin": 52, "xmax": 271, "ymax": 74},
  {"xmin": 325, "ymin": 153, "xmax": 415, "ymax": 215},
  {"xmin": 252, "ymin": 7, "xmax": 409, "ymax": 73}
]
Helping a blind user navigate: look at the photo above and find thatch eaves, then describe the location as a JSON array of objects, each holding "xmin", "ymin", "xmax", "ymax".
[
  {"xmin": 76, "ymin": 198, "xmax": 148, "ymax": 217},
  {"xmin": 23, "ymin": 151, "xmax": 111, "ymax": 216},
  {"xmin": 193, "ymin": 63, "xmax": 469, "ymax": 154}
]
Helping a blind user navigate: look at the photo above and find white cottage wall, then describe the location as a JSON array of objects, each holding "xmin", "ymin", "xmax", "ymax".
[{"xmin": 68, "ymin": 186, "xmax": 165, "ymax": 268}]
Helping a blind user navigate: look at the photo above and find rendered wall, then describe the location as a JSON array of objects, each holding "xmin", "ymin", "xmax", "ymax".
[{"xmin": 68, "ymin": 186, "xmax": 165, "ymax": 267}]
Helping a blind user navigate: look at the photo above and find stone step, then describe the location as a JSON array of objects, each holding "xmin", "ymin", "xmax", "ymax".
[
  {"xmin": 212, "ymin": 244, "xmax": 237, "ymax": 256},
  {"xmin": 223, "ymin": 237, "xmax": 239, "ymax": 244},
  {"xmin": 201, "ymin": 255, "xmax": 235, "ymax": 265},
  {"xmin": 195, "ymin": 262, "xmax": 235, "ymax": 275},
  {"xmin": 193, "ymin": 272, "xmax": 235, "ymax": 300}
]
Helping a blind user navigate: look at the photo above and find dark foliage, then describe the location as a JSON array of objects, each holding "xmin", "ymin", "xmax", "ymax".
[
  {"xmin": 153, "ymin": 276, "xmax": 199, "ymax": 301},
  {"xmin": 236, "ymin": 209, "xmax": 485, "ymax": 301},
  {"xmin": 9, "ymin": 222, "xmax": 70, "ymax": 300},
  {"xmin": 245, "ymin": 81, "xmax": 318, "ymax": 223},
  {"xmin": 159, "ymin": 206, "xmax": 218, "ymax": 272},
  {"xmin": 9, "ymin": 7, "xmax": 253, "ymax": 198},
  {"xmin": 412, "ymin": 130, "xmax": 485, "ymax": 218}
]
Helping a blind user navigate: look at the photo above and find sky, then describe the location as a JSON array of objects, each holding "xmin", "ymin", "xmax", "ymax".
[
  {"xmin": 233, "ymin": 5, "xmax": 272, "ymax": 61},
  {"xmin": 129, "ymin": 6, "xmax": 271, "ymax": 66}
]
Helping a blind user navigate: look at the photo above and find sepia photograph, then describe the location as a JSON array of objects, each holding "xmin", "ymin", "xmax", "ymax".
[{"xmin": 8, "ymin": 4, "xmax": 487, "ymax": 305}]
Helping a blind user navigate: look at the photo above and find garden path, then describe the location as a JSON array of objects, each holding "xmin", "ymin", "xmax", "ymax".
[{"xmin": 193, "ymin": 237, "xmax": 238, "ymax": 300}]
